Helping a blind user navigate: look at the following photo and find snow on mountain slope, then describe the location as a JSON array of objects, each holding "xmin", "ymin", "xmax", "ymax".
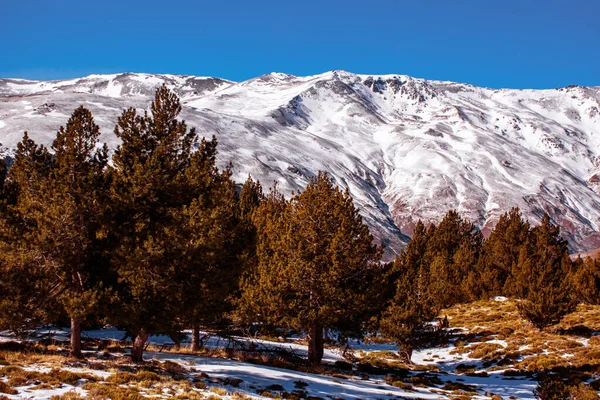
[{"xmin": 1, "ymin": 71, "xmax": 600, "ymax": 258}]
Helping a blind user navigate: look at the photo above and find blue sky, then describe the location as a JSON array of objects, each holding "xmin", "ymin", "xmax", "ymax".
[{"xmin": 1, "ymin": 0, "xmax": 598, "ymax": 88}]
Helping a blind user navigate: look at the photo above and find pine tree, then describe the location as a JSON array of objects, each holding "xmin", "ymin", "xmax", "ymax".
[
  {"xmin": 573, "ymin": 256, "xmax": 600, "ymax": 305},
  {"xmin": 176, "ymin": 138, "xmax": 245, "ymax": 352},
  {"xmin": 239, "ymin": 176, "xmax": 263, "ymax": 220},
  {"xmin": 109, "ymin": 85, "xmax": 240, "ymax": 361},
  {"xmin": 110, "ymin": 85, "xmax": 196, "ymax": 361},
  {"xmin": 0, "ymin": 155, "xmax": 36, "ymax": 334},
  {"xmin": 13, "ymin": 108, "xmax": 109, "ymax": 358},
  {"xmin": 425, "ymin": 210, "xmax": 482, "ymax": 308},
  {"xmin": 235, "ymin": 182, "xmax": 287, "ymax": 330},
  {"xmin": 380, "ymin": 221, "xmax": 439, "ymax": 362},
  {"xmin": 515, "ymin": 214, "xmax": 576, "ymax": 330},
  {"xmin": 476, "ymin": 208, "xmax": 531, "ymax": 298},
  {"xmin": 0, "ymin": 134, "xmax": 56, "ymax": 334},
  {"xmin": 237, "ymin": 176, "xmax": 263, "ymax": 267},
  {"xmin": 7, "ymin": 132, "xmax": 54, "ymax": 194},
  {"xmin": 237, "ymin": 172, "xmax": 382, "ymax": 364}
]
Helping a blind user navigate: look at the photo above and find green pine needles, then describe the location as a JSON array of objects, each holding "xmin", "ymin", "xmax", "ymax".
[{"xmin": 236, "ymin": 173, "xmax": 383, "ymax": 364}]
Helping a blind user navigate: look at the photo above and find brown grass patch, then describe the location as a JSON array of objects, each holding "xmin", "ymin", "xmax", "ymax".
[
  {"xmin": 82, "ymin": 382, "xmax": 145, "ymax": 400},
  {"xmin": 440, "ymin": 300, "xmax": 600, "ymax": 372},
  {"xmin": 467, "ymin": 342, "xmax": 503, "ymax": 359},
  {"xmin": 0, "ymin": 365, "xmax": 97, "ymax": 388},
  {"xmin": 0, "ymin": 381, "xmax": 17, "ymax": 395}
]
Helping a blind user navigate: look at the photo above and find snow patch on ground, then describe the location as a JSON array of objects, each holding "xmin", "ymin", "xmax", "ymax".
[{"xmin": 0, "ymin": 327, "xmax": 550, "ymax": 399}]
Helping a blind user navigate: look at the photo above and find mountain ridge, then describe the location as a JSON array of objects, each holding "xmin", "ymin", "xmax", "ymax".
[
  {"xmin": 1, "ymin": 71, "xmax": 600, "ymax": 258},
  {"xmin": 4, "ymin": 70, "xmax": 598, "ymax": 90}
]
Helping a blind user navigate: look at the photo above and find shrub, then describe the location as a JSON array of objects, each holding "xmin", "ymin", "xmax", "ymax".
[
  {"xmin": 265, "ymin": 384, "xmax": 285, "ymax": 391},
  {"xmin": 209, "ymin": 386, "xmax": 227, "ymax": 395},
  {"xmin": 108, "ymin": 370, "xmax": 162, "ymax": 384},
  {"xmin": 569, "ymin": 384, "xmax": 600, "ymax": 400},
  {"xmin": 222, "ymin": 377, "xmax": 243, "ymax": 387},
  {"xmin": 49, "ymin": 392, "xmax": 85, "ymax": 400},
  {"xmin": 391, "ymin": 380, "xmax": 413, "ymax": 390},
  {"xmin": 0, "ymin": 381, "xmax": 17, "ymax": 395},
  {"xmin": 82, "ymin": 382, "xmax": 145, "ymax": 400},
  {"xmin": 467, "ymin": 342, "xmax": 503, "ymax": 359},
  {"xmin": 533, "ymin": 376, "xmax": 571, "ymax": 400}
]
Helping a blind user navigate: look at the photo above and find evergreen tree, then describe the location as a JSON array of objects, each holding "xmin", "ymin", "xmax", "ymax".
[
  {"xmin": 572, "ymin": 256, "xmax": 600, "ymax": 305},
  {"xmin": 380, "ymin": 221, "xmax": 439, "ymax": 362},
  {"xmin": 476, "ymin": 208, "xmax": 531, "ymax": 298},
  {"xmin": 515, "ymin": 214, "xmax": 576, "ymax": 330},
  {"xmin": 237, "ymin": 173, "xmax": 382, "ymax": 364},
  {"xmin": 0, "ymin": 155, "xmax": 36, "ymax": 334},
  {"xmin": 14, "ymin": 108, "xmax": 108, "ymax": 358},
  {"xmin": 177, "ymin": 138, "xmax": 244, "ymax": 352},
  {"xmin": 110, "ymin": 85, "xmax": 198, "ymax": 361},
  {"xmin": 0, "ymin": 134, "xmax": 56, "ymax": 334},
  {"xmin": 109, "ymin": 85, "xmax": 241, "ymax": 361},
  {"xmin": 237, "ymin": 176, "xmax": 263, "ymax": 268},
  {"xmin": 235, "ymin": 182, "xmax": 287, "ymax": 332},
  {"xmin": 7, "ymin": 132, "xmax": 54, "ymax": 195},
  {"xmin": 52, "ymin": 107, "xmax": 109, "ymax": 357},
  {"xmin": 425, "ymin": 210, "xmax": 483, "ymax": 308},
  {"xmin": 239, "ymin": 176, "xmax": 263, "ymax": 220}
]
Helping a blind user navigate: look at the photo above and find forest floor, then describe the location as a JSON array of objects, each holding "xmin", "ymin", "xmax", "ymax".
[{"xmin": 1, "ymin": 298, "xmax": 599, "ymax": 399}]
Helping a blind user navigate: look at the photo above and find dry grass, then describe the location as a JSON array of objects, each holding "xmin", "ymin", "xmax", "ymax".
[
  {"xmin": 441, "ymin": 299, "xmax": 600, "ymax": 373},
  {"xmin": 0, "ymin": 365, "xmax": 98, "ymax": 388},
  {"xmin": 82, "ymin": 382, "xmax": 146, "ymax": 399},
  {"xmin": 466, "ymin": 342, "xmax": 504, "ymax": 359},
  {"xmin": 209, "ymin": 386, "xmax": 228, "ymax": 395},
  {"xmin": 107, "ymin": 370, "xmax": 164, "ymax": 384},
  {"xmin": 0, "ymin": 341, "xmax": 320, "ymax": 399},
  {"xmin": 49, "ymin": 392, "xmax": 86, "ymax": 400},
  {"xmin": 0, "ymin": 344, "xmax": 211, "ymax": 399},
  {"xmin": 443, "ymin": 299, "xmax": 525, "ymax": 334}
]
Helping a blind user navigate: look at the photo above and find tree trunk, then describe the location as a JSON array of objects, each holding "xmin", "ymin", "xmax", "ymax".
[
  {"xmin": 70, "ymin": 317, "xmax": 83, "ymax": 359},
  {"xmin": 307, "ymin": 322, "xmax": 324, "ymax": 365},
  {"xmin": 191, "ymin": 324, "xmax": 201, "ymax": 352},
  {"xmin": 169, "ymin": 334, "xmax": 181, "ymax": 350},
  {"xmin": 131, "ymin": 329, "xmax": 148, "ymax": 362},
  {"xmin": 398, "ymin": 344, "xmax": 413, "ymax": 364}
]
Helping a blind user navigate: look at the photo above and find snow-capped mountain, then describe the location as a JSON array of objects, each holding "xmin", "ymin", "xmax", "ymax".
[{"xmin": 1, "ymin": 71, "xmax": 600, "ymax": 258}]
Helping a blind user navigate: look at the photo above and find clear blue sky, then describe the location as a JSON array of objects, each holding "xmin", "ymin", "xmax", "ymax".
[{"xmin": 1, "ymin": 0, "xmax": 598, "ymax": 89}]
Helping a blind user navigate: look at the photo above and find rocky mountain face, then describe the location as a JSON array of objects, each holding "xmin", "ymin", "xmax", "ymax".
[{"xmin": 1, "ymin": 71, "xmax": 600, "ymax": 259}]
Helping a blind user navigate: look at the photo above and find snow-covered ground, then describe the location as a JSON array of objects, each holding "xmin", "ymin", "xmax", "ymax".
[{"xmin": 0, "ymin": 327, "xmax": 542, "ymax": 399}]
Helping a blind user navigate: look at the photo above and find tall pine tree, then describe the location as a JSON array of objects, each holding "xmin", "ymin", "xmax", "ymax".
[
  {"xmin": 425, "ymin": 210, "xmax": 483, "ymax": 308},
  {"xmin": 237, "ymin": 173, "xmax": 382, "ymax": 364},
  {"xmin": 380, "ymin": 221, "xmax": 439, "ymax": 362},
  {"xmin": 514, "ymin": 214, "xmax": 576, "ymax": 330},
  {"xmin": 176, "ymin": 138, "xmax": 244, "ymax": 352},
  {"xmin": 3, "ymin": 108, "xmax": 109, "ymax": 358},
  {"xmin": 109, "ymin": 85, "xmax": 199, "ymax": 361},
  {"xmin": 109, "ymin": 85, "xmax": 240, "ymax": 360},
  {"xmin": 475, "ymin": 207, "xmax": 531, "ymax": 298},
  {"xmin": 0, "ymin": 134, "xmax": 56, "ymax": 334},
  {"xmin": 50, "ymin": 107, "xmax": 109, "ymax": 357},
  {"xmin": 573, "ymin": 255, "xmax": 600, "ymax": 305}
]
